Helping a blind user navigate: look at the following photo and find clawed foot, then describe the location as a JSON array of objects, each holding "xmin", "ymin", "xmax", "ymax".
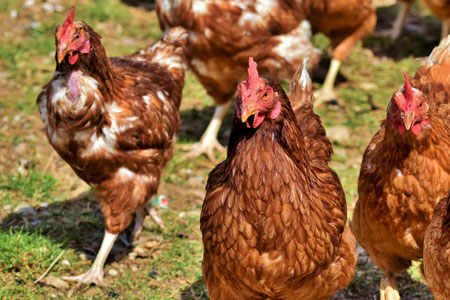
[
  {"xmin": 181, "ymin": 139, "xmax": 225, "ymax": 161},
  {"xmin": 313, "ymin": 88, "xmax": 339, "ymax": 108},
  {"xmin": 380, "ymin": 273, "xmax": 401, "ymax": 300},
  {"xmin": 62, "ymin": 269, "xmax": 105, "ymax": 286}
]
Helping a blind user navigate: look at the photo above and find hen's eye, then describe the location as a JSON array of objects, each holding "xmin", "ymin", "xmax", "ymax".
[
  {"xmin": 262, "ymin": 92, "xmax": 269, "ymax": 100},
  {"xmin": 419, "ymin": 102, "xmax": 423, "ymax": 107}
]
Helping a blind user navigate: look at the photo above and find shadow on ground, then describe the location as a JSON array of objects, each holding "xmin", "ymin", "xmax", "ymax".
[
  {"xmin": 0, "ymin": 191, "xmax": 138, "ymax": 265},
  {"xmin": 180, "ymin": 277, "xmax": 209, "ymax": 300},
  {"xmin": 332, "ymin": 246, "xmax": 432, "ymax": 299},
  {"xmin": 120, "ymin": 0, "xmax": 155, "ymax": 10},
  {"xmin": 178, "ymin": 106, "xmax": 235, "ymax": 146}
]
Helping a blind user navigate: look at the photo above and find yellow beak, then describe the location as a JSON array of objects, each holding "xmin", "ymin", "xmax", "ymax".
[
  {"xmin": 402, "ymin": 111, "xmax": 415, "ymax": 130},
  {"xmin": 56, "ymin": 43, "xmax": 69, "ymax": 63},
  {"xmin": 240, "ymin": 106, "xmax": 257, "ymax": 123}
]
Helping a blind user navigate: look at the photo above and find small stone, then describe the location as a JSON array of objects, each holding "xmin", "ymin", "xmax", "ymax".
[
  {"xmin": 144, "ymin": 241, "xmax": 158, "ymax": 249},
  {"xmin": 14, "ymin": 204, "xmax": 37, "ymax": 216},
  {"xmin": 108, "ymin": 269, "xmax": 119, "ymax": 277},
  {"xmin": 134, "ymin": 246, "xmax": 146, "ymax": 255},
  {"xmin": 79, "ymin": 253, "xmax": 88, "ymax": 261},
  {"xmin": 61, "ymin": 259, "xmax": 70, "ymax": 266},
  {"xmin": 130, "ymin": 265, "xmax": 138, "ymax": 272},
  {"xmin": 84, "ymin": 288, "xmax": 100, "ymax": 297},
  {"xmin": 10, "ymin": 10, "xmax": 18, "ymax": 18},
  {"xmin": 39, "ymin": 202, "xmax": 49, "ymax": 209},
  {"xmin": 54, "ymin": 5, "xmax": 63, "ymax": 12},
  {"xmin": 128, "ymin": 252, "xmax": 137, "ymax": 260},
  {"xmin": 189, "ymin": 176, "xmax": 204, "ymax": 183},
  {"xmin": 43, "ymin": 275, "xmax": 69, "ymax": 290},
  {"xmin": 108, "ymin": 291, "xmax": 119, "ymax": 298},
  {"xmin": 326, "ymin": 125, "xmax": 351, "ymax": 145},
  {"xmin": 149, "ymin": 269, "xmax": 159, "ymax": 278},
  {"xmin": 23, "ymin": 0, "xmax": 35, "ymax": 8},
  {"xmin": 41, "ymin": 3, "xmax": 55, "ymax": 12}
]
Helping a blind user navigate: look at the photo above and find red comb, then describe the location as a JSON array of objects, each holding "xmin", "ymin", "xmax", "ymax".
[
  {"xmin": 403, "ymin": 73, "xmax": 414, "ymax": 102},
  {"xmin": 248, "ymin": 57, "xmax": 259, "ymax": 88},
  {"xmin": 57, "ymin": 5, "xmax": 75, "ymax": 40}
]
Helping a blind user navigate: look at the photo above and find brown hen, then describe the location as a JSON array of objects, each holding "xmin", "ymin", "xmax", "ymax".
[
  {"xmin": 200, "ymin": 58, "xmax": 356, "ymax": 300},
  {"xmin": 37, "ymin": 6, "xmax": 187, "ymax": 285},
  {"xmin": 424, "ymin": 192, "xmax": 450, "ymax": 300},
  {"xmin": 156, "ymin": 0, "xmax": 376, "ymax": 159},
  {"xmin": 351, "ymin": 36, "xmax": 450, "ymax": 300},
  {"xmin": 386, "ymin": 0, "xmax": 450, "ymax": 41}
]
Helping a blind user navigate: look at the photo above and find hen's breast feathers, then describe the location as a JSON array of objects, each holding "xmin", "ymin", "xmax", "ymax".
[{"xmin": 202, "ymin": 113, "xmax": 347, "ymax": 293}]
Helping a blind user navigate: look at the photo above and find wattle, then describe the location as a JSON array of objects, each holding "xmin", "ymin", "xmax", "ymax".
[
  {"xmin": 69, "ymin": 52, "xmax": 79, "ymax": 65},
  {"xmin": 411, "ymin": 123, "xmax": 422, "ymax": 135},
  {"xmin": 253, "ymin": 113, "xmax": 265, "ymax": 128}
]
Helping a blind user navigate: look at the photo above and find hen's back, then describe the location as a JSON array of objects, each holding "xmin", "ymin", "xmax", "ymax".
[{"xmin": 413, "ymin": 35, "xmax": 450, "ymax": 122}]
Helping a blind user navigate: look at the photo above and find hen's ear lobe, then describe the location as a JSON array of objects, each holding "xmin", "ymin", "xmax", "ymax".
[
  {"xmin": 269, "ymin": 101, "xmax": 281, "ymax": 120},
  {"xmin": 80, "ymin": 39, "xmax": 91, "ymax": 54}
]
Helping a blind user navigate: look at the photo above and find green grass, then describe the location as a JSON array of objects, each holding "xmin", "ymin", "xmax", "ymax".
[
  {"xmin": 0, "ymin": 171, "xmax": 58, "ymax": 205},
  {"xmin": 0, "ymin": 230, "xmax": 63, "ymax": 279}
]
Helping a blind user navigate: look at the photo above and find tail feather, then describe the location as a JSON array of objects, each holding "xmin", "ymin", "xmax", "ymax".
[
  {"xmin": 427, "ymin": 34, "xmax": 450, "ymax": 66},
  {"xmin": 148, "ymin": 26, "xmax": 189, "ymax": 78},
  {"xmin": 288, "ymin": 57, "xmax": 313, "ymax": 110}
]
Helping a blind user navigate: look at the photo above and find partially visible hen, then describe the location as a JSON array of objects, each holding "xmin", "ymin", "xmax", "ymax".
[
  {"xmin": 351, "ymin": 36, "xmax": 450, "ymax": 300},
  {"xmin": 37, "ymin": 6, "xmax": 188, "ymax": 285},
  {"xmin": 384, "ymin": 0, "xmax": 415, "ymax": 40},
  {"xmin": 157, "ymin": 0, "xmax": 376, "ymax": 159},
  {"xmin": 305, "ymin": 0, "xmax": 377, "ymax": 104},
  {"xmin": 200, "ymin": 58, "xmax": 356, "ymax": 300},
  {"xmin": 386, "ymin": 0, "xmax": 450, "ymax": 41},
  {"xmin": 423, "ymin": 192, "xmax": 450, "ymax": 300},
  {"xmin": 156, "ymin": 0, "xmax": 322, "ymax": 160},
  {"xmin": 424, "ymin": 0, "xmax": 450, "ymax": 40}
]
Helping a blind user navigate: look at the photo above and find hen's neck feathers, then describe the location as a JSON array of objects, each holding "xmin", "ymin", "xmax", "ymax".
[
  {"xmin": 56, "ymin": 24, "xmax": 118, "ymax": 100},
  {"xmin": 226, "ymin": 81, "xmax": 314, "ymax": 187}
]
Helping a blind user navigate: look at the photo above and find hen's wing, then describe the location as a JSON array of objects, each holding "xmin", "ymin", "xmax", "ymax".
[
  {"xmin": 288, "ymin": 58, "xmax": 333, "ymax": 163},
  {"xmin": 106, "ymin": 27, "xmax": 188, "ymax": 153}
]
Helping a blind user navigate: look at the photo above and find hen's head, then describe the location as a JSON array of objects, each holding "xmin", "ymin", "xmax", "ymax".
[
  {"xmin": 55, "ymin": 5, "xmax": 91, "ymax": 65},
  {"xmin": 236, "ymin": 58, "xmax": 282, "ymax": 128},
  {"xmin": 387, "ymin": 73, "xmax": 430, "ymax": 135}
]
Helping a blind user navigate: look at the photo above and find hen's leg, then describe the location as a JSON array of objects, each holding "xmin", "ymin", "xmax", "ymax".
[
  {"xmin": 314, "ymin": 12, "xmax": 377, "ymax": 106},
  {"xmin": 381, "ymin": 1, "xmax": 412, "ymax": 40},
  {"xmin": 130, "ymin": 205, "xmax": 148, "ymax": 242},
  {"xmin": 380, "ymin": 272, "xmax": 401, "ymax": 300},
  {"xmin": 182, "ymin": 101, "xmax": 231, "ymax": 160},
  {"xmin": 313, "ymin": 58, "xmax": 341, "ymax": 107},
  {"xmin": 148, "ymin": 206, "xmax": 165, "ymax": 229},
  {"xmin": 62, "ymin": 230, "xmax": 118, "ymax": 285}
]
